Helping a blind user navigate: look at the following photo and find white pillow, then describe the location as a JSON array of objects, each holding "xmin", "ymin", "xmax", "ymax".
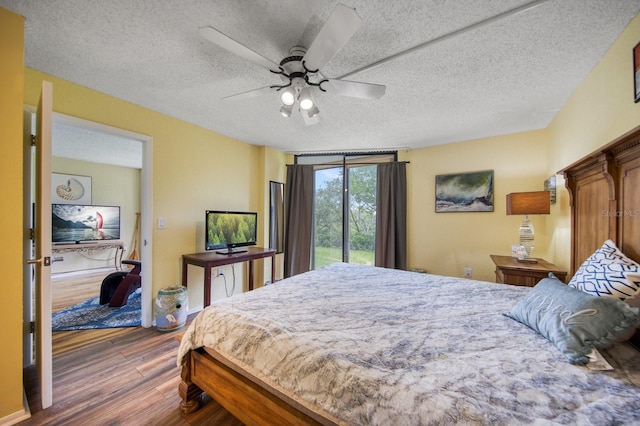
[{"xmin": 568, "ymin": 240, "xmax": 640, "ymax": 307}]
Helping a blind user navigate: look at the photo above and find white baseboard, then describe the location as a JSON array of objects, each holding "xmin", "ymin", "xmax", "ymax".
[
  {"xmin": 52, "ymin": 267, "xmax": 115, "ymax": 279},
  {"xmin": 188, "ymin": 306, "xmax": 203, "ymax": 316}
]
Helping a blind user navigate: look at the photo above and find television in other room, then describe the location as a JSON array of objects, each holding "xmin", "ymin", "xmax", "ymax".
[
  {"xmin": 52, "ymin": 204, "xmax": 121, "ymax": 243},
  {"xmin": 206, "ymin": 210, "xmax": 257, "ymax": 254}
]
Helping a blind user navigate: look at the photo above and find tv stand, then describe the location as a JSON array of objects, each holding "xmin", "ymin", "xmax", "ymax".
[
  {"xmin": 215, "ymin": 247, "xmax": 248, "ymax": 255},
  {"xmin": 51, "ymin": 240, "xmax": 125, "ymax": 270},
  {"xmin": 182, "ymin": 247, "xmax": 276, "ymax": 307}
]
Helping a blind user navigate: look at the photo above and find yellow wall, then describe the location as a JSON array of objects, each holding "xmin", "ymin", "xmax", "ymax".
[
  {"xmin": 404, "ymin": 12, "xmax": 640, "ymax": 281},
  {"xmin": 0, "ymin": 7, "xmax": 25, "ymax": 422},
  {"xmin": 406, "ymin": 130, "xmax": 550, "ymax": 282},
  {"xmin": 22, "ymin": 68, "xmax": 278, "ymax": 310},
  {"xmin": 547, "ymin": 12, "xmax": 640, "ymax": 273}
]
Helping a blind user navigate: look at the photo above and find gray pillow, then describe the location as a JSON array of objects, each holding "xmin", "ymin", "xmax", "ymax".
[{"xmin": 505, "ymin": 275, "xmax": 639, "ymax": 364}]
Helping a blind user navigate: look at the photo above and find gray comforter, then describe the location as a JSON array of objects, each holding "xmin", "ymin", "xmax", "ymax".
[{"xmin": 177, "ymin": 262, "xmax": 640, "ymax": 425}]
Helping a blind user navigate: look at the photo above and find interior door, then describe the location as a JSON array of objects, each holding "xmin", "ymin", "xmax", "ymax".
[{"xmin": 26, "ymin": 81, "xmax": 54, "ymax": 409}]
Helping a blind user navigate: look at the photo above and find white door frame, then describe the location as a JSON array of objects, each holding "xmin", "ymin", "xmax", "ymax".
[
  {"xmin": 22, "ymin": 106, "xmax": 154, "ymax": 411},
  {"xmin": 51, "ymin": 112, "xmax": 154, "ymax": 327}
]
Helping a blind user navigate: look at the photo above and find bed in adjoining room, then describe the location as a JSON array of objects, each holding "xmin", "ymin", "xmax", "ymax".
[{"xmin": 176, "ymin": 126, "xmax": 640, "ymax": 425}]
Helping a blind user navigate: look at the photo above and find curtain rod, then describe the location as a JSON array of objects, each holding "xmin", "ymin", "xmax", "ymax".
[{"xmin": 287, "ymin": 161, "xmax": 410, "ymax": 166}]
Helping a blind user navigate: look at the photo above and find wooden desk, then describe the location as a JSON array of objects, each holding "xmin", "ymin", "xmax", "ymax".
[
  {"xmin": 490, "ymin": 254, "xmax": 567, "ymax": 287},
  {"xmin": 182, "ymin": 247, "xmax": 276, "ymax": 307}
]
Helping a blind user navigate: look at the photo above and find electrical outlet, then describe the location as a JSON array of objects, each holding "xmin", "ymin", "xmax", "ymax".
[
  {"xmin": 464, "ymin": 267, "xmax": 472, "ymax": 279},
  {"xmin": 217, "ymin": 268, "xmax": 224, "ymax": 277}
]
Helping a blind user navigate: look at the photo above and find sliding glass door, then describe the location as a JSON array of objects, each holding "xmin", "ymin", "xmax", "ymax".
[
  {"xmin": 313, "ymin": 166, "xmax": 344, "ymax": 267},
  {"xmin": 298, "ymin": 153, "xmax": 394, "ymax": 269},
  {"xmin": 345, "ymin": 164, "xmax": 377, "ymax": 265}
]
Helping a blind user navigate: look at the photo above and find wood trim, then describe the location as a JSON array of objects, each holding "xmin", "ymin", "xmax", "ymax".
[
  {"xmin": 180, "ymin": 349, "xmax": 344, "ymax": 426},
  {"xmin": 560, "ymin": 125, "xmax": 640, "ymax": 273},
  {"xmin": 560, "ymin": 125, "xmax": 640, "ymax": 353}
]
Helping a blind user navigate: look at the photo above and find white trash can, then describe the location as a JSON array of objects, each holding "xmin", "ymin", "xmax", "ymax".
[{"xmin": 155, "ymin": 286, "xmax": 188, "ymax": 332}]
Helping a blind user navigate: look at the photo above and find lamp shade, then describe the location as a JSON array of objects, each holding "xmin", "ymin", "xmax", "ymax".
[{"xmin": 506, "ymin": 191, "xmax": 550, "ymax": 215}]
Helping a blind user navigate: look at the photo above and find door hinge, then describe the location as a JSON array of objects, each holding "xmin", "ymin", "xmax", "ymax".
[
  {"xmin": 30, "ymin": 134, "xmax": 36, "ymax": 146},
  {"xmin": 30, "ymin": 321, "xmax": 35, "ymax": 334},
  {"xmin": 30, "ymin": 228, "xmax": 35, "ymax": 240}
]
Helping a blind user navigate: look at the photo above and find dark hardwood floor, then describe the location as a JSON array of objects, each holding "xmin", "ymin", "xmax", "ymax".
[{"xmin": 21, "ymin": 270, "xmax": 244, "ymax": 425}]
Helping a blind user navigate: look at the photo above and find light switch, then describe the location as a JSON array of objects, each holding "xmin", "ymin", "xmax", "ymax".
[{"xmin": 158, "ymin": 217, "xmax": 167, "ymax": 229}]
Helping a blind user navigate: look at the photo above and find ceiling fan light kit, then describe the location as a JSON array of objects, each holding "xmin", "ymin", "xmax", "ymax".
[
  {"xmin": 200, "ymin": 3, "xmax": 386, "ymax": 125},
  {"xmin": 280, "ymin": 86, "xmax": 296, "ymax": 106},
  {"xmin": 297, "ymin": 87, "xmax": 314, "ymax": 111},
  {"xmin": 306, "ymin": 105, "xmax": 320, "ymax": 118},
  {"xmin": 279, "ymin": 105, "xmax": 293, "ymax": 118}
]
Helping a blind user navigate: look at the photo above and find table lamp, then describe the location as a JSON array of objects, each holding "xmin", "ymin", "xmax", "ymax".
[{"xmin": 506, "ymin": 191, "xmax": 550, "ymax": 262}]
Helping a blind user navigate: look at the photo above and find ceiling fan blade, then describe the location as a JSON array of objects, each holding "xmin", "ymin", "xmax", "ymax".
[
  {"xmin": 222, "ymin": 86, "xmax": 274, "ymax": 101},
  {"xmin": 322, "ymin": 79, "xmax": 386, "ymax": 100},
  {"xmin": 199, "ymin": 26, "xmax": 280, "ymax": 71},
  {"xmin": 302, "ymin": 4, "xmax": 361, "ymax": 72}
]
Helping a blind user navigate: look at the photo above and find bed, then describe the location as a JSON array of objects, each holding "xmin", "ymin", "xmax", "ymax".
[{"xmin": 177, "ymin": 126, "xmax": 640, "ymax": 425}]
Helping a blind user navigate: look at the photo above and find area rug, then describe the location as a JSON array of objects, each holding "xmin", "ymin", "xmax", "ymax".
[{"xmin": 52, "ymin": 289, "xmax": 141, "ymax": 331}]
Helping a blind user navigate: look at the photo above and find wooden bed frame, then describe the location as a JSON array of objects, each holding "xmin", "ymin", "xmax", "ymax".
[
  {"xmin": 178, "ymin": 347, "xmax": 342, "ymax": 425},
  {"xmin": 178, "ymin": 125, "xmax": 640, "ymax": 424}
]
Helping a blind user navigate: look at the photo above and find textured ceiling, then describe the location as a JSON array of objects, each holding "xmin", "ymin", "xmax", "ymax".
[
  {"xmin": 52, "ymin": 121, "xmax": 142, "ymax": 169},
  {"xmin": 3, "ymin": 0, "xmax": 639, "ymax": 154}
]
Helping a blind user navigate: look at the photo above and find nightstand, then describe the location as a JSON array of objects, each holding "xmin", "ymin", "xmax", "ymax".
[{"xmin": 490, "ymin": 254, "xmax": 567, "ymax": 287}]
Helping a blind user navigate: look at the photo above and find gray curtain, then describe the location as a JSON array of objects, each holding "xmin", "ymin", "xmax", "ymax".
[
  {"xmin": 375, "ymin": 162, "xmax": 407, "ymax": 269},
  {"xmin": 284, "ymin": 164, "xmax": 314, "ymax": 278}
]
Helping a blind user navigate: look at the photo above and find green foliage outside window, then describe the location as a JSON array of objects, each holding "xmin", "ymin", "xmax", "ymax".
[{"xmin": 314, "ymin": 165, "xmax": 376, "ymax": 266}]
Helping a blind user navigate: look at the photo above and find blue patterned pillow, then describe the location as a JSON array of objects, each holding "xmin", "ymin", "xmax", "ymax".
[
  {"xmin": 506, "ymin": 276, "xmax": 638, "ymax": 364},
  {"xmin": 568, "ymin": 240, "xmax": 640, "ymax": 306}
]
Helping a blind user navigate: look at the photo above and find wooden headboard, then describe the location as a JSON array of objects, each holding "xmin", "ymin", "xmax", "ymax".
[
  {"xmin": 560, "ymin": 125, "xmax": 640, "ymax": 274},
  {"xmin": 560, "ymin": 125, "xmax": 640, "ymax": 351}
]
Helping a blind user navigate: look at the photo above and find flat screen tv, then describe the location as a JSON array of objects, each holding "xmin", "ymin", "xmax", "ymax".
[
  {"xmin": 206, "ymin": 210, "xmax": 257, "ymax": 254},
  {"xmin": 52, "ymin": 204, "xmax": 121, "ymax": 243}
]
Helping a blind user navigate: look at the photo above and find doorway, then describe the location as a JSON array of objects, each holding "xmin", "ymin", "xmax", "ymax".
[
  {"xmin": 24, "ymin": 110, "xmax": 153, "ymax": 363},
  {"xmin": 49, "ymin": 113, "xmax": 153, "ymax": 327}
]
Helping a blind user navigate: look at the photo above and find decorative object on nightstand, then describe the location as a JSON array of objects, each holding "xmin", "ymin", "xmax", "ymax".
[
  {"xmin": 490, "ymin": 254, "xmax": 567, "ymax": 287},
  {"xmin": 506, "ymin": 191, "xmax": 550, "ymax": 262}
]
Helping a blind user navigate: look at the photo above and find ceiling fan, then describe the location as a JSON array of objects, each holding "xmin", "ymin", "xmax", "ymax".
[{"xmin": 199, "ymin": 3, "xmax": 386, "ymax": 125}]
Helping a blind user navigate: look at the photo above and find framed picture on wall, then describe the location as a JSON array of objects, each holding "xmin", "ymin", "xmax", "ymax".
[
  {"xmin": 634, "ymin": 41, "xmax": 640, "ymax": 103},
  {"xmin": 52, "ymin": 173, "xmax": 92, "ymax": 204},
  {"xmin": 435, "ymin": 170, "xmax": 494, "ymax": 212}
]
